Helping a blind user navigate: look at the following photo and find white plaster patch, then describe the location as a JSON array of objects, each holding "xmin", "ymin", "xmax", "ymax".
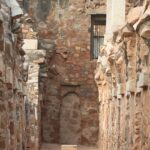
[{"xmin": 22, "ymin": 39, "xmax": 38, "ymax": 50}]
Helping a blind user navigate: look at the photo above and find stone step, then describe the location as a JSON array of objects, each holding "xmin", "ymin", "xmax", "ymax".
[{"xmin": 40, "ymin": 144, "xmax": 98, "ymax": 150}]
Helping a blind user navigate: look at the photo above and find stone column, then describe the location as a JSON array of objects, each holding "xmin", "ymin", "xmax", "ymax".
[
  {"xmin": 23, "ymin": 39, "xmax": 46, "ymax": 150},
  {"xmin": 105, "ymin": 0, "xmax": 113, "ymax": 42},
  {"xmin": 105, "ymin": 0, "xmax": 126, "ymax": 41}
]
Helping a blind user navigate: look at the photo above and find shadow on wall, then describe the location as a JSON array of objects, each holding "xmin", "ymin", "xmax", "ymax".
[
  {"xmin": 37, "ymin": 0, "xmax": 51, "ymax": 21},
  {"xmin": 36, "ymin": 0, "xmax": 69, "ymax": 21}
]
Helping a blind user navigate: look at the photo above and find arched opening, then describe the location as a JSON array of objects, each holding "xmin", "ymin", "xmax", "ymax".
[{"xmin": 59, "ymin": 93, "xmax": 81, "ymax": 144}]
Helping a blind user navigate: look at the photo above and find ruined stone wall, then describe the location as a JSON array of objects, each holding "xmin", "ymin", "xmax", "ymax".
[
  {"xmin": 24, "ymin": 48, "xmax": 46, "ymax": 150},
  {"xmin": 21, "ymin": 15, "xmax": 47, "ymax": 149},
  {"xmin": 0, "ymin": 1, "xmax": 45, "ymax": 149},
  {"xmin": 39, "ymin": 1, "xmax": 98, "ymax": 145},
  {"xmin": 21, "ymin": 0, "xmax": 106, "ymax": 146},
  {"xmin": 126, "ymin": 0, "xmax": 144, "ymax": 15},
  {"xmin": 0, "ymin": 0, "xmax": 27, "ymax": 149},
  {"xmin": 95, "ymin": 1, "xmax": 150, "ymax": 149}
]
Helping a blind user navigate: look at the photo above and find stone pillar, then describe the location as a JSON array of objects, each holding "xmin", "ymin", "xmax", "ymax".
[
  {"xmin": 23, "ymin": 39, "xmax": 46, "ymax": 150},
  {"xmin": 0, "ymin": 1, "xmax": 29, "ymax": 150},
  {"xmin": 105, "ymin": 0, "xmax": 113, "ymax": 41},
  {"xmin": 111, "ymin": 0, "xmax": 125, "ymax": 31},
  {"xmin": 105, "ymin": 0, "xmax": 126, "ymax": 41}
]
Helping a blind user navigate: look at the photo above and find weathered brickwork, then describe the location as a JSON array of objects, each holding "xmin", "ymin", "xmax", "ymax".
[
  {"xmin": 95, "ymin": 0, "xmax": 150, "ymax": 149},
  {"xmin": 25, "ymin": 48, "xmax": 46, "ymax": 150},
  {"xmin": 22, "ymin": 0, "xmax": 106, "ymax": 146},
  {"xmin": 37, "ymin": 1, "xmax": 106, "ymax": 146},
  {"xmin": 21, "ymin": 15, "xmax": 47, "ymax": 150},
  {"xmin": 3, "ymin": 1, "xmax": 150, "ymax": 150},
  {"xmin": 0, "ymin": 1, "xmax": 46, "ymax": 149},
  {"xmin": 0, "ymin": 0, "xmax": 27, "ymax": 149}
]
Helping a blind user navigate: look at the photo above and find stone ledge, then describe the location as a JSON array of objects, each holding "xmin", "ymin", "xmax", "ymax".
[
  {"xmin": 86, "ymin": 9, "xmax": 106, "ymax": 15},
  {"xmin": 61, "ymin": 145, "xmax": 77, "ymax": 150},
  {"xmin": 60, "ymin": 81, "xmax": 80, "ymax": 87}
]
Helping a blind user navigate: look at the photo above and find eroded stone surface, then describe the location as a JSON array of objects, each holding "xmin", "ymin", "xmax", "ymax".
[
  {"xmin": 33, "ymin": 0, "xmax": 103, "ymax": 146},
  {"xmin": 0, "ymin": 0, "xmax": 27, "ymax": 149},
  {"xmin": 95, "ymin": 1, "xmax": 150, "ymax": 149},
  {"xmin": 2, "ymin": 1, "xmax": 150, "ymax": 150}
]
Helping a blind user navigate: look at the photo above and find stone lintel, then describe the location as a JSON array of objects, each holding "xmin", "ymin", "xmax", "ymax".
[
  {"xmin": 61, "ymin": 81, "xmax": 80, "ymax": 87},
  {"xmin": 86, "ymin": 9, "xmax": 106, "ymax": 15}
]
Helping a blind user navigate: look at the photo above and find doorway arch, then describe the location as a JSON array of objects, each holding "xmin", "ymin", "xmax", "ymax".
[{"xmin": 60, "ymin": 93, "xmax": 81, "ymax": 144}]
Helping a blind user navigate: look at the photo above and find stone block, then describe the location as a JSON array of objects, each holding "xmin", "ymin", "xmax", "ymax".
[
  {"xmin": 138, "ymin": 21, "xmax": 150, "ymax": 39},
  {"xmin": 22, "ymin": 84, "xmax": 27, "ymax": 96},
  {"xmin": 112, "ymin": 87, "xmax": 117, "ymax": 97},
  {"xmin": 61, "ymin": 145, "xmax": 77, "ymax": 150},
  {"xmin": 126, "ymin": 79, "xmax": 136, "ymax": 92},
  {"xmin": 25, "ymin": 49, "xmax": 46, "ymax": 62},
  {"xmin": 17, "ymin": 81, "xmax": 23, "ymax": 94},
  {"xmin": 22, "ymin": 39, "xmax": 38, "ymax": 50},
  {"xmin": 5, "ymin": 0, "xmax": 23, "ymax": 18},
  {"xmin": 127, "ymin": 7, "xmax": 142, "ymax": 24},
  {"xmin": 14, "ymin": 76, "xmax": 19, "ymax": 90},
  {"xmin": 117, "ymin": 83, "xmax": 125, "ymax": 96},
  {"xmin": 101, "ymin": 56, "xmax": 107, "ymax": 68},
  {"xmin": 5, "ymin": 39, "xmax": 13, "ymax": 57},
  {"xmin": 122, "ymin": 25, "xmax": 133, "ymax": 37},
  {"xmin": 5, "ymin": 67, "xmax": 13, "ymax": 85},
  {"xmin": 138, "ymin": 72, "xmax": 149, "ymax": 88}
]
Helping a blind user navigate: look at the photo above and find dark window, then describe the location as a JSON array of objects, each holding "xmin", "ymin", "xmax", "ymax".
[{"xmin": 91, "ymin": 14, "xmax": 106, "ymax": 59}]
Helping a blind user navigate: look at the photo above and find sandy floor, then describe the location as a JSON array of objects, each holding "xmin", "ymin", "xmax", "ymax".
[{"xmin": 41, "ymin": 143, "xmax": 98, "ymax": 150}]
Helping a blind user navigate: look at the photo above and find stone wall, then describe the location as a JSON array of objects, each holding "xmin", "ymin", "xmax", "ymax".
[
  {"xmin": 39, "ymin": 1, "xmax": 106, "ymax": 146},
  {"xmin": 126, "ymin": 0, "xmax": 144, "ymax": 15},
  {"xmin": 21, "ymin": 16, "xmax": 47, "ymax": 149},
  {"xmin": 95, "ymin": 0, "xmax": 150, "ymax": 149},
  {"xmin": 21, "ymin": 0, "xmax": 107, "ymax": 146},
  {"xmin": 0, "ymin": 1, "xmax": 46, "ymax": 149},
  {"xmin": 25, "ymin": 48, "xmax": 46, "ymax": 150},
  {"xmin": 39, "ymin": 2, "xmax": 98, "ymax": 145},
  {"xmin": 0, "ymin": 0, "xmax": 27, "ymax": 149}
]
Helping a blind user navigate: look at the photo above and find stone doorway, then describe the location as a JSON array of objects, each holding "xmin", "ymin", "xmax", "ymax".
[{"xmin": 60, "ymin": 93, "xmax": 81, "ymax": 144}]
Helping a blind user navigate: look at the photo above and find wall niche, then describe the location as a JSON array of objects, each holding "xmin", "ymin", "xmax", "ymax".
[{"xmin": 60, "ymin": 93, "xmax": 81, "ymax": 144}]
